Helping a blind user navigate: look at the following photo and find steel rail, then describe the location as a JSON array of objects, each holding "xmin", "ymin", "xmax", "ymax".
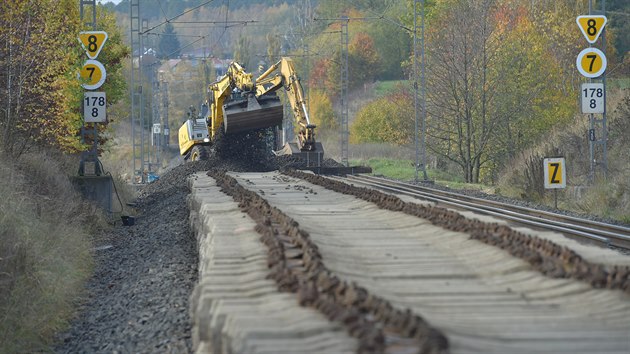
[{"xmin": 337, "ymin": 174, "xmax": 630, "ymax": 249}]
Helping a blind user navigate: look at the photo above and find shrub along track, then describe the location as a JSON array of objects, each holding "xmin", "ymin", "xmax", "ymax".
[
  {"xmin": 281, "ymin": 169, "xmax": 630, "ymax": 294},
  {"xmin": 208, "ymin": 169, "xmax": 449, "ymax": 354}
]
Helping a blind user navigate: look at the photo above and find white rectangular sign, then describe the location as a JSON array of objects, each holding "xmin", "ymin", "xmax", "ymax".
[
  {"xmin": 581, "ymin": 83, "xmax": 604, "ymax": 114},
  {"xmin": 84, "ymin": 92, "xmax": 107, "ymax": 123},
  {"xmin": 543, "ymin": 157, "xmax": 566, "ymax": 189}
]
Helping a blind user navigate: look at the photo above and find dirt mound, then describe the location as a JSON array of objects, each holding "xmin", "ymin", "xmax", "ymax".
[{"xmin": 138, "ymin": 143, "xmax": 342, "ymax": 202}]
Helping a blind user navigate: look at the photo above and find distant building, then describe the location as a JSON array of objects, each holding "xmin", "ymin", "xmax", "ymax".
[{"xmin": 179, "ymin": 48, "xmax": 231, "ymax": 76}]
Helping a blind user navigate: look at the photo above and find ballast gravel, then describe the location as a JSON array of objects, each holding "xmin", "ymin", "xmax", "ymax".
[
  {"xmin": 55, "ymin": 174, "xmax": 198, "ymax": 353},
  {"xmin": 55, "ymin": 152, "xmax": 337, "ymax": 353}
]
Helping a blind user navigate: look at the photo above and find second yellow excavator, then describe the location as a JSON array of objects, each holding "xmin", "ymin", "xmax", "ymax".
[{"xmin": 178, "ymin": 57, "xmax": 323, "ymax": 164}]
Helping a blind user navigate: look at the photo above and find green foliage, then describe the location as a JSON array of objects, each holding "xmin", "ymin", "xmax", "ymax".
[
  {"xmin": 490, "ymin": 5, "xmax": 576, "ymax": 165},
  {"xmin": 374, "ymin": 80, "xmax": 404, "ymax": 97},
  {"xmin": 158, "ymin": 23, "xmax": 181, "ymax": 59},
  {"xmin": 351, "ymin": 84, "xmax": 413, "ymax": 145},
  {"xmin": 352, "ymin": 157, "xmax": 464, "ymax": 183},
  {"xmin": 233, "ymin": 34, "xmax": 252, "ymax": 70},
  {"xmin": 309, "ymin": 89, "xmax": 336, "ymax": 129},
  {"xmin": 0, "ymin": 0, "xmax": 83, "ymax": 156},
  {"xmin": 0, "ymin": 1, "xmax": 128, "ymax": 157},
  {"xmin": 266, "ymin": 32, "xmax": 281, "ymax": 66},
  {"xmin": 363, "ymin": 1, "xmax": 411, "ymax": 79},
  {"xmin": 359, "ymin": 158, "xmax": 417, "ymax": 180},
  {"xmin": 307, "ymin": 5, "xmax": 410, "ymax": 99},
  {"xmin": 94, "ymin": 6, "xmax": 131, "ymax": 110}
]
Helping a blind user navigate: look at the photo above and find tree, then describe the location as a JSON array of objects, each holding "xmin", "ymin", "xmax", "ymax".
[
  {"xmin": 266, "ymin": 32, "xmax": 281, "ymax": 66},
  {"xmin": 309, "ymin": 89, "xmax": 336, "ymax": 129},
  {"xmin": 0, "ymin": 0, "xmax": 83, "ymax": 157},
  {"xmin": 351, "ymin": 84, "xmax": 413, "ymax": 145},
  {"xmin": 0, "ymin": 0, "xmax": 128, "ymax": 158},
  {"xmin": 158, "ymin": 23, "xmax": 181, "ymax": 59},
  {"xmin": 233, "ymin": 34, "xmax": 252, "ymax": 70},
  {"xmin": 348, "ymin": 33, "xmax": 382, "ymax": 89},
  {"xmin": 423, "ymin": 0, "xmax": 503, "ymax": 183}
]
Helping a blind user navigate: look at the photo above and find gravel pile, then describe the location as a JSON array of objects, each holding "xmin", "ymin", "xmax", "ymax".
[{"xmin": 55, "ymin": 146, "xmax": 337, "ymax": 353}]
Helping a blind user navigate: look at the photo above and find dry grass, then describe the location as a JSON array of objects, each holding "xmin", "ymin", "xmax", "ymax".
[
  {"xmin": 0, "ymin": 151, "xmax": 98, "ymax": 352},
  {"xmin": 498, "ymin": 88, "xmax": 630, "ymax": 221}
]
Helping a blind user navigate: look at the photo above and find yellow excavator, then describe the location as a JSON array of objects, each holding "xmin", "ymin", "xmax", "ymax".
[{"xmin": 178, "ymin": 57, "xmax": 323, "ymax": 163}]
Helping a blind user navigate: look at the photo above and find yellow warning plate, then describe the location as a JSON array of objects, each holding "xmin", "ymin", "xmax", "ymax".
[
  {"xmin": 78, "ymin": 31, "xmax": 108, "ymax": 59},
  {"xmin": 78, "ymin": 60, "xmax": 107, "ymax": 90},
  {"xmin": 576, "ymin": 47, "xmax": 607, "ymax": 78},
  {"xmin": 576, "ymin": 16, "xmax": 607, "ymax": 44}
]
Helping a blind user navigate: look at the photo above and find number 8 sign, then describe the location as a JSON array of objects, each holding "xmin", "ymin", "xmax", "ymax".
[{"xmin": 576, "ymin": 47, "xmax": 607, "ymax": 78}]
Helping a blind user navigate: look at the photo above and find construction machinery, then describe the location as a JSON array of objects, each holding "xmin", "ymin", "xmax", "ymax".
[{"xmin": 178, "ymin": 57, "xmax": 323, "ymax": 164}]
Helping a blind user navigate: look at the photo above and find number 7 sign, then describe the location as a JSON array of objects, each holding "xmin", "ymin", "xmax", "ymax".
[
  {"xmin": 576, "ymin": 47, "xmax": 607, "ymax": 78},
  {"xmin": 544, "ymin": 158, "xmax": 566, "ymax": 189}
]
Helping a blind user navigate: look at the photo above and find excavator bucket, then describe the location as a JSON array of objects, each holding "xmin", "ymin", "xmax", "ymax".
[
  {"xmin": 223, "ymin": 95, "xmax": 283, "ymax": 134},
  {"xmin": 275, "ymin": 141, "xmax": 325, "ymax": 167}
]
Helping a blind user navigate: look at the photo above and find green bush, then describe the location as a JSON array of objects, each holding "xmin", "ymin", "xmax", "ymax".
[
  {"xmin": 350, "ymin": 84, "xmax": 414, "ymax": 145},
  {"xmin": 0, "ymin": 152, "xmax": 95, "ymax": 353}
]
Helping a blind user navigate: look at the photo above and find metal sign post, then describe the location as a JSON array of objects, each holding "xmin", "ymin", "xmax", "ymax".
[
  {"xmin": 76, "ymin": 0, "xmax": 113, "ymax": 215},
  {"xmin": 578, "ymin": 1, "xmax": 608, "ymax": 183},
  {"xmin": 543, "ymin": 157, "xmax": 567, "ymax": 209},
  {"xmin": 78, "ymin": 1, "xmax": 107, "ymax": 177}
]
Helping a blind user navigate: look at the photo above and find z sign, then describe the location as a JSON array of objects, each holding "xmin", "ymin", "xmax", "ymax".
[{"xmin": 543, "ymin": 158, "xmax": 566, "ymax": 189}]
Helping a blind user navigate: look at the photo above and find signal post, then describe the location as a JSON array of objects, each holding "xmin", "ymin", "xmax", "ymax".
[
  {"xmin": 73, "ymin": 0, "xmax": 113, "ymax": 215},
  {"xmin": 576, "ymin": 4, "xmax": 608, "ymax": 182}
]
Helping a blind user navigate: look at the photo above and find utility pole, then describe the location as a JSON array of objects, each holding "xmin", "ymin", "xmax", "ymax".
[
  {"xmin": 586, "ymin": 0, "xmax": 608, "ymax": 182},
  {"xmin": 414, "ymin": 0, "xmax": 429, "ymax": 182},
  {"xmin": 141, "ymin": 18, "xmax": 151, "ymax": 176},
  {"xmin": 151, "ymin": 64, "xmax": 161, "ymax": 169},
  {"xmin": 161, "ymin": 75, "xmax": 170, "ymax": 147},
  {"xmin": 130, "ymin": 0, "xmax": 144, "ymax": 183},
  {"xmin": 340, "ymin": 16, "xmax": 349, "ymax": 167}
]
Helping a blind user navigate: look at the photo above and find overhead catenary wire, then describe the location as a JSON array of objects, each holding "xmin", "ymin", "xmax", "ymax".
[{"xmin": 141, "ymin": 0, "xmax": 217, "ymax": 34}]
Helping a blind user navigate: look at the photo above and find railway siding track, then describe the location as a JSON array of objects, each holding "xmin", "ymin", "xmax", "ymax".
[
  {"xmin": 284, "ymin": 170, "xmax": 630, "ymax": 292},
  {"xmin": 189, "ymin": 170, "xmax": 630, "ymax": 354},
  {"xmin": 343, "ymin": 174, "xmax": 630, "ymax": 249}
]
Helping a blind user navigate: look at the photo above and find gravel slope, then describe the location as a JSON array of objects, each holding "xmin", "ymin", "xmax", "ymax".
[
  {"xmin": 55, "ymin": 151, "xmax": 335, "ymax": 353},
  {"xmin": 55, "ymin": 173, "xmax": 197, "ymax": 353}
]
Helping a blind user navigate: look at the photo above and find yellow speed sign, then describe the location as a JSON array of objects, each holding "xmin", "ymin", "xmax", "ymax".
[
  {"xmin": 78, "ymin": 60, "xmax": 106, "ymax": 90},
  {"xmin": 576, "ymin": 47, "xmax": 607, "ymax": 78},
  {"xmin": 78, "ymin": 31, "xmax": 108, "ymax": 59},
  {"xmin": 576, "ymin": 16, "xmax": 607, "ymax": 44}
]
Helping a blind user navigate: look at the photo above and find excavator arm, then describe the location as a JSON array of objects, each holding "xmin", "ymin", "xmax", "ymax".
[
  {"xmin": 179, "ymin": 57, "xmax": 322, "ymax": 164},
  {"xmin": 255, "ymin": 57, "xmax": 317, "ymax": 151},
  {"xmin": 208, "ymin": 61, "xmax": 256, "ymax": 139}
]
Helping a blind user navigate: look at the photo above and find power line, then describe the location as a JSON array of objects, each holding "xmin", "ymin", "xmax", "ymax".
[{"xmin": 141, "ymin": 0, "xmax": 217, "ymax": 34}]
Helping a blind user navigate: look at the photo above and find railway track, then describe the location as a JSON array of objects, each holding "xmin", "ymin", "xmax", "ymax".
[
  {"xmin": 188, "ymin": 169, "xmax": 630, "ymax": 354},
  {"xmin": 338, "ymin": 174, "xmax": 630, "ymax": 250}
]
